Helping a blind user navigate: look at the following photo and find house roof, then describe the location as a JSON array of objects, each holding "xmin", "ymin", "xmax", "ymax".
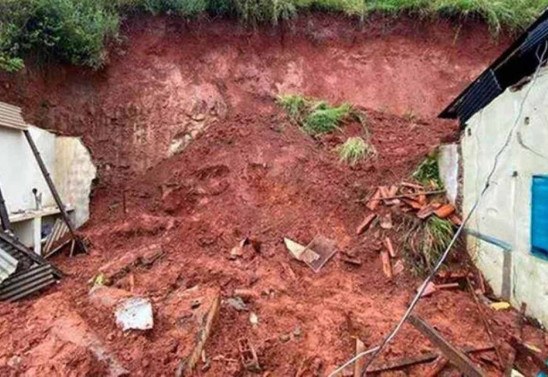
[
  {"xmin": 0, "ymin": 101, "xmax": 27, "ymax": 131},
  {"xmin": 439, "ymin": 9, "xmax": 548, "ymax": 124}
]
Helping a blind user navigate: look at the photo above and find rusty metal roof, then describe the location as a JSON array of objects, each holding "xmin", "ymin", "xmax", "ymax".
[
  {"xmin": 0, "ymin": 246, "xmax": 18, "ymax": 284},
  {"xmin": 0, "ymin": 101, "xmax": 27, "ymax": 131}
]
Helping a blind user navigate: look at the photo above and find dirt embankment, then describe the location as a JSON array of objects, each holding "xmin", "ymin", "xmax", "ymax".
[
  {"xmin": 0, "ymin": 15, "xmax": 509, "ymax": 184},
  {"xmin": 1, "ymin": 15, "xmax": 541, "ymax": 377}
]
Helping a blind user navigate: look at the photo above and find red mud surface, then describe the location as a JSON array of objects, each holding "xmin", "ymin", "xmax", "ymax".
[{"xmin": 0, "ymin": 15, "xmax": 545, "ymax": 377}]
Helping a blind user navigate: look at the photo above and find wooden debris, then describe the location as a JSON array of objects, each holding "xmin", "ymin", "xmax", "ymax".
[
  {"xmin": 402, "ymin": 198, "xmax": 423, "ymax": 210},
  {"xmin": 419, "ymin": 282, "xmax": 460, "ymax": 298},
  {"xmin": 380, "ymin": 250, "xmax": 392, "ymax": 279},
  {"xmin": 425, "ymin": 356, "xmax": 449, "ymax": 377},
  {"xmin": 354, "ymin": 338, "xmax": 366, "ymax": 377},
  {"xmin": 366, "ymin": 189, "xmax": 382, "ymax": 211},
  {"xmin": 356, "ymin": 214, "xmax": 377, "ymax": 235},
  {"xmin": 280, "ymin": 262, "xmax": 297, "ymax": 281},
  {"xmin": 509, "ymin": 336, "xmax": 548, "ymax": 374},
  {"xmin": 367, "ymin": 345, "xmax": 494, "ymax": 374},
  {"xmin": 341, "ymin": 256, "xmax": 363, "ymax": 266},
  {"xmin": 449, "ymin": 213, "xmax": 463, "ymax": 226},
  {"xmin": 466, "ymin": 277, "xmax": 505, "ymax": 370},
  {"xmin": 417, "ymin": 204, "xmax": 435, "ymax": 219},
  {"xmin": 384, "ymin": 237, "xmax": 396, "ymax": 258},
  {"xmin": 434, "ymin": 204, "xmax": 456, "ymax": 219},
  {"xmin": 408, "ymin": 315, "xmax": 486, "ymax": 377},
  {"xmin": 392, "ymin": 260, "xmax": 404, "ymax": 276},
  {"xmin": 401, "ymin": 181, "xmax": 425, "ymax": 190}
]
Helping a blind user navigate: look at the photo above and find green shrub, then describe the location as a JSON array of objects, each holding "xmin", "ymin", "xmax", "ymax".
[
  {"xmin": 303, "ymin": 101, "xmax": 351, "ymax": 135},
  {"xmin": 0, "ymin": 0, "xmax": 119, "ymax": 70},
  {"xmin": 413, "ymin": 152, "xmax": 443, "ymax": 188},
  {"xmin": 337, "ymin": 136, "xmax": 375, "ymax": 165},
  {"xmin": 277, "ymin": 94, "xmax": 308, "ymax": 120}
]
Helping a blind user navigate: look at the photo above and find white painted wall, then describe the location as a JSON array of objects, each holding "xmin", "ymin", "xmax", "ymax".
[
  {"xmin": 54, "ymin": 137, "xmax": 97, "ymax": 228},
  {"xmin": 0, "ymin": 126, "xmax": 56, "ymax": 213},
  {"xmin": 0, "ymin": 125, "xmax": 96, "ymax": 249},
  {"xmin": 463, "ymin": 67, "xmax": 548, "ymax": 326}
]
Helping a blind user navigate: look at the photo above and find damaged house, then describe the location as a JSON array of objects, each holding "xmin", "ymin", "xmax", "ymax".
[
  {"xmin": 0, "ymin": 101, "xmax": 96, "ymax": 299},
  {"xmin": 440, "ymin": 10, "xmax": 548, "ymax": 327}
]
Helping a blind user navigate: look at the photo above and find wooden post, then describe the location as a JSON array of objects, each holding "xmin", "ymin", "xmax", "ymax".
[{"xmin": 408, "ymin": 315, "xmax": 486, "ymax": 377}]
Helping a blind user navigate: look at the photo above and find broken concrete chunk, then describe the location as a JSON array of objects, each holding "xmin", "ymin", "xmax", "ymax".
[
  {"xmin": 115, "ymin": 297, "xmax": 153, "ymax": 331},
  {"xmin": 226, "ymin": 297, "xmax": 248, "ymax": 311},
  {"xmin": 380, "ymin": 214, "xmax": 393, "ymax": 229},
  {"xmin": 89, "ymin": 286, "xmax": 153, "ymax": 331}
]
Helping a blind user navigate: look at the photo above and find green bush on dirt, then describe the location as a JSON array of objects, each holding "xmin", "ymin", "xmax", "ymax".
[
  {"xmin": 2, "ymin": 0, "xmax": 548, "ymax": 72},
  {"xmin": 277, "ymin": 94, "xmax": 352, "ymax": 135},
  {"xmin": 413, "ymin": 152, "xmax": 444, "ymax": 189},
  {"xmin": 337, "ymin": 136, "xmax": 375, "ymax": 165},
  {"xmin": 400, "ymin": 215, "xmax": 456, "ymax": 276},
  {"xmin": 0, "ymin": 0, "xmax": 119, "ymax": 71}
]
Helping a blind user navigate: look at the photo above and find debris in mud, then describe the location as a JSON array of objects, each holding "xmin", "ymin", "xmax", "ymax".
[
  {"xmin": 409, "ymin": 315, "xmax": 486, "ymax": 377},
  {"xmin": 284, "ymin": 236, "xmax": 337, "ymax": 273},
  {"xmin": 167, "ymin": 286, "xmax": 220, "ymax": 377},
  {"xmin": 96, "ymin": 244, "xmax": 164, "ymax": 284},
  {"xmin": 89, "ymin": 286, "xmax": 154, "ymax": 331},
  {"xmin": 418, "ymin": 282, "xmax": 461, "ymax": 298},
  {"xmin": 238, "ymin": 338, "xmax": 260, "ymax": 372}
]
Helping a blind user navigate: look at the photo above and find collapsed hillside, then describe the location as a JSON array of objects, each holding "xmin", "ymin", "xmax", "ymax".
[{"xmin": 0, "ymin": 15, "xmax": 545, "ymax": 377}]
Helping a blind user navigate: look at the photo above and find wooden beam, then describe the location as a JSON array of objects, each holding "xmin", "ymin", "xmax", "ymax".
[
  {"xmin": 367, "ymin": 345, "xmax": 494, "ymax": 374},
  {"xmin": 408, "ymin": 315, "xmax": 486, "ymax": 377}
]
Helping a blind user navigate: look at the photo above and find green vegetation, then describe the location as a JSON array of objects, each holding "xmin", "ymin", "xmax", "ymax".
[
  {"xmin": 303, "ymin": 101, "xmax": 352, "ymax": 135},
  {"xmin": 2, "ymin": 0, "xmax": 548, "ymax": 72},
  {"xmin": 400, "ymin": 215, "xmax": 456, "ymax": 276},
  {"xmin": 413, "ymin": 152, "xmax": 443, "ymax": 189},
  {"xmin": 277, "ymin": 94, "xmax": 352, "ymax": 135},
  {"xmin": 337, "ymin": 136, "xmax": 375, "ymax": 165}
]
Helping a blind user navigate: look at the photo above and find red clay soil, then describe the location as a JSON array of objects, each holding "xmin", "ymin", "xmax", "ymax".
[
  {"xmin": 0, "ymin": 108, "xmax": 545, "ymax": 376},
  {"xmin": 0, "ymin": 15, "xmax": 511, "ymax": 183},
  {"xmin": 0, "ymin": 15, "xmax": 544, "ymax": 377}
]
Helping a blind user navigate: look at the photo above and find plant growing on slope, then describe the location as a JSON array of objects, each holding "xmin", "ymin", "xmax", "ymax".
[
  {"xmin": 302, "ymin": 101, "xmax": 352, "ymax": 135},
  {"xmin": 277, "ymin": 94, "xmax": 352, "ymax": 136},
  {"xmin": 337, "ymin": 136, "xmax": 375, "ymax": 165},
  {"xmin": 413, "ymin": 152, "xmax": 443, "ymax": 189},
  {"xmin": 400, "ymin": 215, "xmax": 456, "ymax": 276}
]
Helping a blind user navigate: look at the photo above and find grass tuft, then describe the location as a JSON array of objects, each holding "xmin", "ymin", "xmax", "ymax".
[
  {"xmin": 413, "ymin": 152, "xmax": 443, "ymax": 189},
  {"xmin": 337, "ymin": 136, "xmax": 375, "ymax": 165},
  {"xmin": 302, "ymin": 101, "xmax": 351, "ymax": 135},
  {"xmin": 400, "ymin": 215, "xmax": 456, "ymax": 276},
  {"xmin": 277, "ymin": 94, "xmax": 352, "ymax": 135}
]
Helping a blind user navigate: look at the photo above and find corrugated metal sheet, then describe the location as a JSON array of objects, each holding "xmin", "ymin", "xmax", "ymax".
[
  {"xmin": 0, "ymin": 264, "xmax": 56, "ymax": 301},
  {"xmin": 532, "ymin": 176, "xmax": 548, "ymax": 258},
  {"xmin": 439, "ymin": 8, "xmax": 548, "ymax": 124},
  {"xmin": 0, "ymin": 101, "xmax": 27, "ymax": 131},
  {"xmin": 0, "ymin": 247, "xmax": 18, "ymax": 284}
]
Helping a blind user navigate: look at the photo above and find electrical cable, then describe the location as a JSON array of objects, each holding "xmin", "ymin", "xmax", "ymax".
[{"xmin": 328, "ymin": 40, "xmax": 548, "ymax": 377}]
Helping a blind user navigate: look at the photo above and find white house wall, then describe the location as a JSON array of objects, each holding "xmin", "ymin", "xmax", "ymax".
[
  {"xmin": 463, "ymin": 67, "xmax": 548, "ymax": 326},
  {"xmin": 54, "ymin": 137, "xmax": 97, "ymax": 228},
  {"xmin": 0, "ymin": 126, "xmax": 56, "ymax": 213}
]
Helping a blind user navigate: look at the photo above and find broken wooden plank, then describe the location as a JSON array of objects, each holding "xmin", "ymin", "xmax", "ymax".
[
  {"xmin": 408, "ymin": 315, "xmax": 486, "ymax": 377},
  {"xmin": 356, "ymin": 214, "xmax": 377, "ymax": 235},
  {"xmin": 425, "ymin": 356, "xmax": 449, "ymax": 377},
  {"xmin": 366, "ymin": 189, "xmax": 382, "ymax": 211},
  {"xmin": 384, "ymin": 237, "xmax": 396, "ymax": 258},
  {"xmin": 466, "ymin": 278, "xmax": 504, "ymax": 370},
  {"xmin": 354, "ymin": 338, "xmax": 366, "ymax": 377},
  {"xmin": 367, "ymin": 345, "xmax": 494, "ymax": 373},
  {"xmin": 380, "ymin": 250, "xmax": 392, "ymax": 279},
  {"xmin": 417, "ymin": 204, "xmax": 435, "ymax": 219}
]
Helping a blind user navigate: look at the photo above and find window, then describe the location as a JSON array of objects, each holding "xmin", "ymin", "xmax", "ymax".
[{"xmin": 532, "ymin": 176, "xmax": 548, "ymax": 257}]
